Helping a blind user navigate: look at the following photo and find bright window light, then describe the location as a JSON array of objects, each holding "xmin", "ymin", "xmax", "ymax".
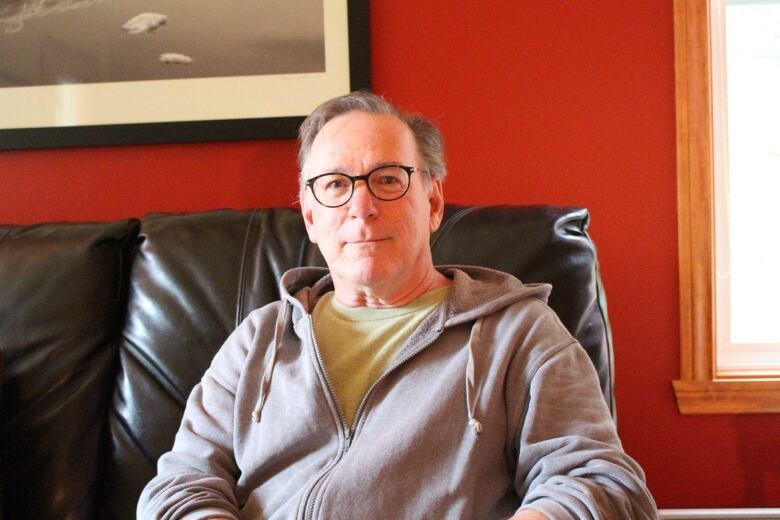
[{"xmin": 716, "ymin": 0, "xmax": 780, "ymax": 373}]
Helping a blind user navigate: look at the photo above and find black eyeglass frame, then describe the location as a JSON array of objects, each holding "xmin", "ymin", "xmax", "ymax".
[{"xmin": 304, "ymin": 164, "xmax": 421, "ymax": 208}]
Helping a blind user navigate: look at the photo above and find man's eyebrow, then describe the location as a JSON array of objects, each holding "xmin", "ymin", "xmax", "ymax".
[
  {"xmin": 303, "ymin": 165, "xmax": 346, "ymax": 178},
  {"xmin": 315, "ymin": 161, "xmax": 403, "ymax": 176},
  {"xmin": 371, "ymin": 161, "xmax": 404, "ymax": 170},
  {"xmin": 312, "ymin": 166, "xmax": 347, "ymax": 175}
]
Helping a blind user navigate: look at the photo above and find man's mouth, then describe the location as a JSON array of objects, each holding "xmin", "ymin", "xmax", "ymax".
[{"xmin": 346, "ymin": 238, "xmax": 390, "ymax": 245}]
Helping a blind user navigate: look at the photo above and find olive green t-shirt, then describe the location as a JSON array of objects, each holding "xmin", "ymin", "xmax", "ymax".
[{"xmin": 312, "ymin": 286, "xmax": 451, "ymax": 428}]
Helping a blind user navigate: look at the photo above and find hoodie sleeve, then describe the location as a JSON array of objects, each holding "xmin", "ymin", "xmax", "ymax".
[
  {"xmin": 512, "ymin": 340, "xmax": 658, "ymax": 519},
  {"xmin": 137, "ymin": 316, "xmax": 259, "ymax": 520}
]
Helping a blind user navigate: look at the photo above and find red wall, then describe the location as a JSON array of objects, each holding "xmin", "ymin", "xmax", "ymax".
[{"xmin": 2, "ymin": 1, "xmax": 779, "ymax": 508}]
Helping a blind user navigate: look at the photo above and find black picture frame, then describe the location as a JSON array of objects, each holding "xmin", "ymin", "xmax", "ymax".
[{"xmin": 0, "ymin": 0, "xmax": 370, "ymax": 150}]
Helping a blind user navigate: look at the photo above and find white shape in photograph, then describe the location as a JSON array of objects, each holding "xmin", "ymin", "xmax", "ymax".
[
  {"xmin": 160, "ymin": 53, "xmax": 193, "ymax": 64},
  {"xmin": 1, "ymin": 0, "xmax": 109, "ymax": 34},
  {"xmin": 122, "ymin": 13, "xmax": 167, "ymax": 34}
]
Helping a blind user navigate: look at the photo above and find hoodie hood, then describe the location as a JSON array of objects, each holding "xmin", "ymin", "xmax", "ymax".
[
  {"xmin": 436, "ymin": 265, "xmax": 551, "ymax": 327},
  {"xmin": 251, "ymin": 265, "xmax": 553, "ymax": 433},
  {"xmin": 277, "ymin": 265, "xmax": 551, "ymax": 327}
]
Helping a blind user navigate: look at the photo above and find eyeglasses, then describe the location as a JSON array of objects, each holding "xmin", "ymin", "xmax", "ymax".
[{"xmin": 304, "ymin": 164, "xmax": 420, "ymax": 208}]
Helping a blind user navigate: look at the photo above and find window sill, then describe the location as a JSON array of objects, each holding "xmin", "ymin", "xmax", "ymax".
[{"xmin": 673, "ymin": 378, "xmax": 780, "ymax": 414}]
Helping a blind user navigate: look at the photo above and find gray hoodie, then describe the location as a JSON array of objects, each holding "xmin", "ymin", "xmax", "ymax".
[{"xmin": 138, "ymin": 266, "xmax": 657, "ymax": 520}]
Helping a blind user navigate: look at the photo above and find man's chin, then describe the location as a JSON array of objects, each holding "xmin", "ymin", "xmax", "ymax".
[{"xmin": 335, "ymin": 260, "xmax": 398, "ymax": 288}]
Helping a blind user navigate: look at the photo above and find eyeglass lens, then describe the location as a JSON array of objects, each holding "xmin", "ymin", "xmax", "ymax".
[{"xmin": 312, "ymin": 166, "xmax": 410, "ymax": 207}]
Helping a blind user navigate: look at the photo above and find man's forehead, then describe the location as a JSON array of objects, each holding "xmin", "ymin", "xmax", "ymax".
[
  {"xmin": 306, "ymin": 112, "xmax": 418, "ymax": 172},
  {"xmin": 316, "ymin": 111, "xmax": 409, "ymax": 141}
]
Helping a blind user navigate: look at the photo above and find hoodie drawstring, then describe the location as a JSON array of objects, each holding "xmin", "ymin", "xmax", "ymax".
[
  {"xmin": 465, "ymin": 318, "xmax": 483, "ymax": 435},
  {"xmin": 252, "ymin": 303, "xmax": 289, "ymax": 422}
]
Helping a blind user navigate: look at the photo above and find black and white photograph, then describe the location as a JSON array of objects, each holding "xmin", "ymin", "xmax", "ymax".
[
  {"xmin": 0, "ymin": 0, "xmax": 370, "ymax": 148},
  {"xmin": 0, "ymin": 0, "xmax": 325, "ymax": 85}
]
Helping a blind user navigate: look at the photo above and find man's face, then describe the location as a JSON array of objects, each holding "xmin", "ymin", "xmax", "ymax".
[{"xmin": 300, "ymin": 111, "xmax": 444, "ymax": 294}]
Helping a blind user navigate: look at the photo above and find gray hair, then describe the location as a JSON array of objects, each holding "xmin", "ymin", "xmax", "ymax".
[{"xmin": 297, "ymin": 91, "xmax": 446, "ymax": 186}]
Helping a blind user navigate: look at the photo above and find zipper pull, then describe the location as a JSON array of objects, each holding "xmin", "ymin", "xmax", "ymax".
[{"xmin": 343, "ymin": 427, "xmax": 352, "ymax": 452}]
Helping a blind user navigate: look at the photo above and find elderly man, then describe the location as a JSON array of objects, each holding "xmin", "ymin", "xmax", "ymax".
[{"xmin": 138, "ymin": 92, "xmax": 657, "ymax": 519}]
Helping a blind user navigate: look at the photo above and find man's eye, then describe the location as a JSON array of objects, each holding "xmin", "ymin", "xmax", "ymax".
[
  {"xmin": 378, "ymin": 175, "xmax": 401, "ymax": 185},
  {"xmin": 324, "ymin": 178, "xmax": 347, "ymax": 190}
]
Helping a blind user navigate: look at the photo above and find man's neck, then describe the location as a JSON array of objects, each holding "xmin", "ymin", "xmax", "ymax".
[{"xmin": 332, "ymin": 268, "xmax": 451, "ymax": 308}]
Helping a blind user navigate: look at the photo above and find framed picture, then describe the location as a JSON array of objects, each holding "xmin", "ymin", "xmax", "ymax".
[{"xmin": 0, "ymin": 0, "xmax": 370, "ymax": 150}]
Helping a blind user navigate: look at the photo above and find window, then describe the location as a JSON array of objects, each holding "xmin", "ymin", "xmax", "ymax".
[{"xmin": 673, "ymin": 0, "xmax": 780, "ymax": 413}]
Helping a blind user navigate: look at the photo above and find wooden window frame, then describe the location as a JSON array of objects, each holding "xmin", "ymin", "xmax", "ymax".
[{"xmin": 672, "ymin": 0, "xmax": 780, "ymax": 414}]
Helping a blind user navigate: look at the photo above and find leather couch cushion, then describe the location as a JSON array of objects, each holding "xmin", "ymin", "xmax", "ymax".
[{"xmin": 0, "ymin": 220, "xmax": 139, "ymax": 519}]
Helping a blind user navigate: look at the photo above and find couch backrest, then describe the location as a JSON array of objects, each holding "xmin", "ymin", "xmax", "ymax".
[
  {"xmin": 0, "ymin": 205, "xmax": 613, "ymax": 520},
  {"xmin": 0, "ymin": 220, "xmax": 139, "ymax": 520}
]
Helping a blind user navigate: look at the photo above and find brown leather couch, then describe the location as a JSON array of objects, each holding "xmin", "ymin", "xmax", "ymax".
[{"xmin": 0, "ymin": 205, "xmax": 614, "ymax": 520}]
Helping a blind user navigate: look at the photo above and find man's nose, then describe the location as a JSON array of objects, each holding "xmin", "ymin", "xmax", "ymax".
[{"xmin": 347, "ymin": 180, "xmax": 378, "ymax": 218}]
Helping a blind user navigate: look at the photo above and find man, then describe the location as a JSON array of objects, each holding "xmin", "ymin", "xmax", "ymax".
[{"xmin": 138, "ymin": 92, "xmax": 657, "ymax": 519}]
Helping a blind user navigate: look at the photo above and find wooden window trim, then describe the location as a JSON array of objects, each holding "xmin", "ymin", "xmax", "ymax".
[{"xmin": 672, "ymin": 0, "xmax": 780, "ymax": 414}]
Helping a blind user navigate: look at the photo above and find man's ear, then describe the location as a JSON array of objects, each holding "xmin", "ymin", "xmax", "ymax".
[
  {"xmin": 300, "ymin": 189, "xmax": 319, "ymax": 244},
  {"xmin": 428, "ymin": 178, "xmax": 445, "ymax": 233}
]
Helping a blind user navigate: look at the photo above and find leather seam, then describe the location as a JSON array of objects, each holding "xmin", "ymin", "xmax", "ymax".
[
  {"xmin": 236, "ymin": 210, "xmax": 260, "ymax": 328},
  {"xmin": 109, "ymin": 403, "xmax": 154, "ymax": 463},
  {"xmin": 122, "ymin": 334, "xmax": 188, "ymax": 406},
  {"xmin": 429, "ymin": 204, "xmax": 484, "ymax": 252}
]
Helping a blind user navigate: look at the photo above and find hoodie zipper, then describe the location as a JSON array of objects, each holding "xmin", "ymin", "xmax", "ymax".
[
  {"xmin": 301, "ymin": 315, "xmax": 444, "ymax": 519},
  {"xmin": 302, "ymin": 317, "xmax": 352, "ymax": 520}
]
